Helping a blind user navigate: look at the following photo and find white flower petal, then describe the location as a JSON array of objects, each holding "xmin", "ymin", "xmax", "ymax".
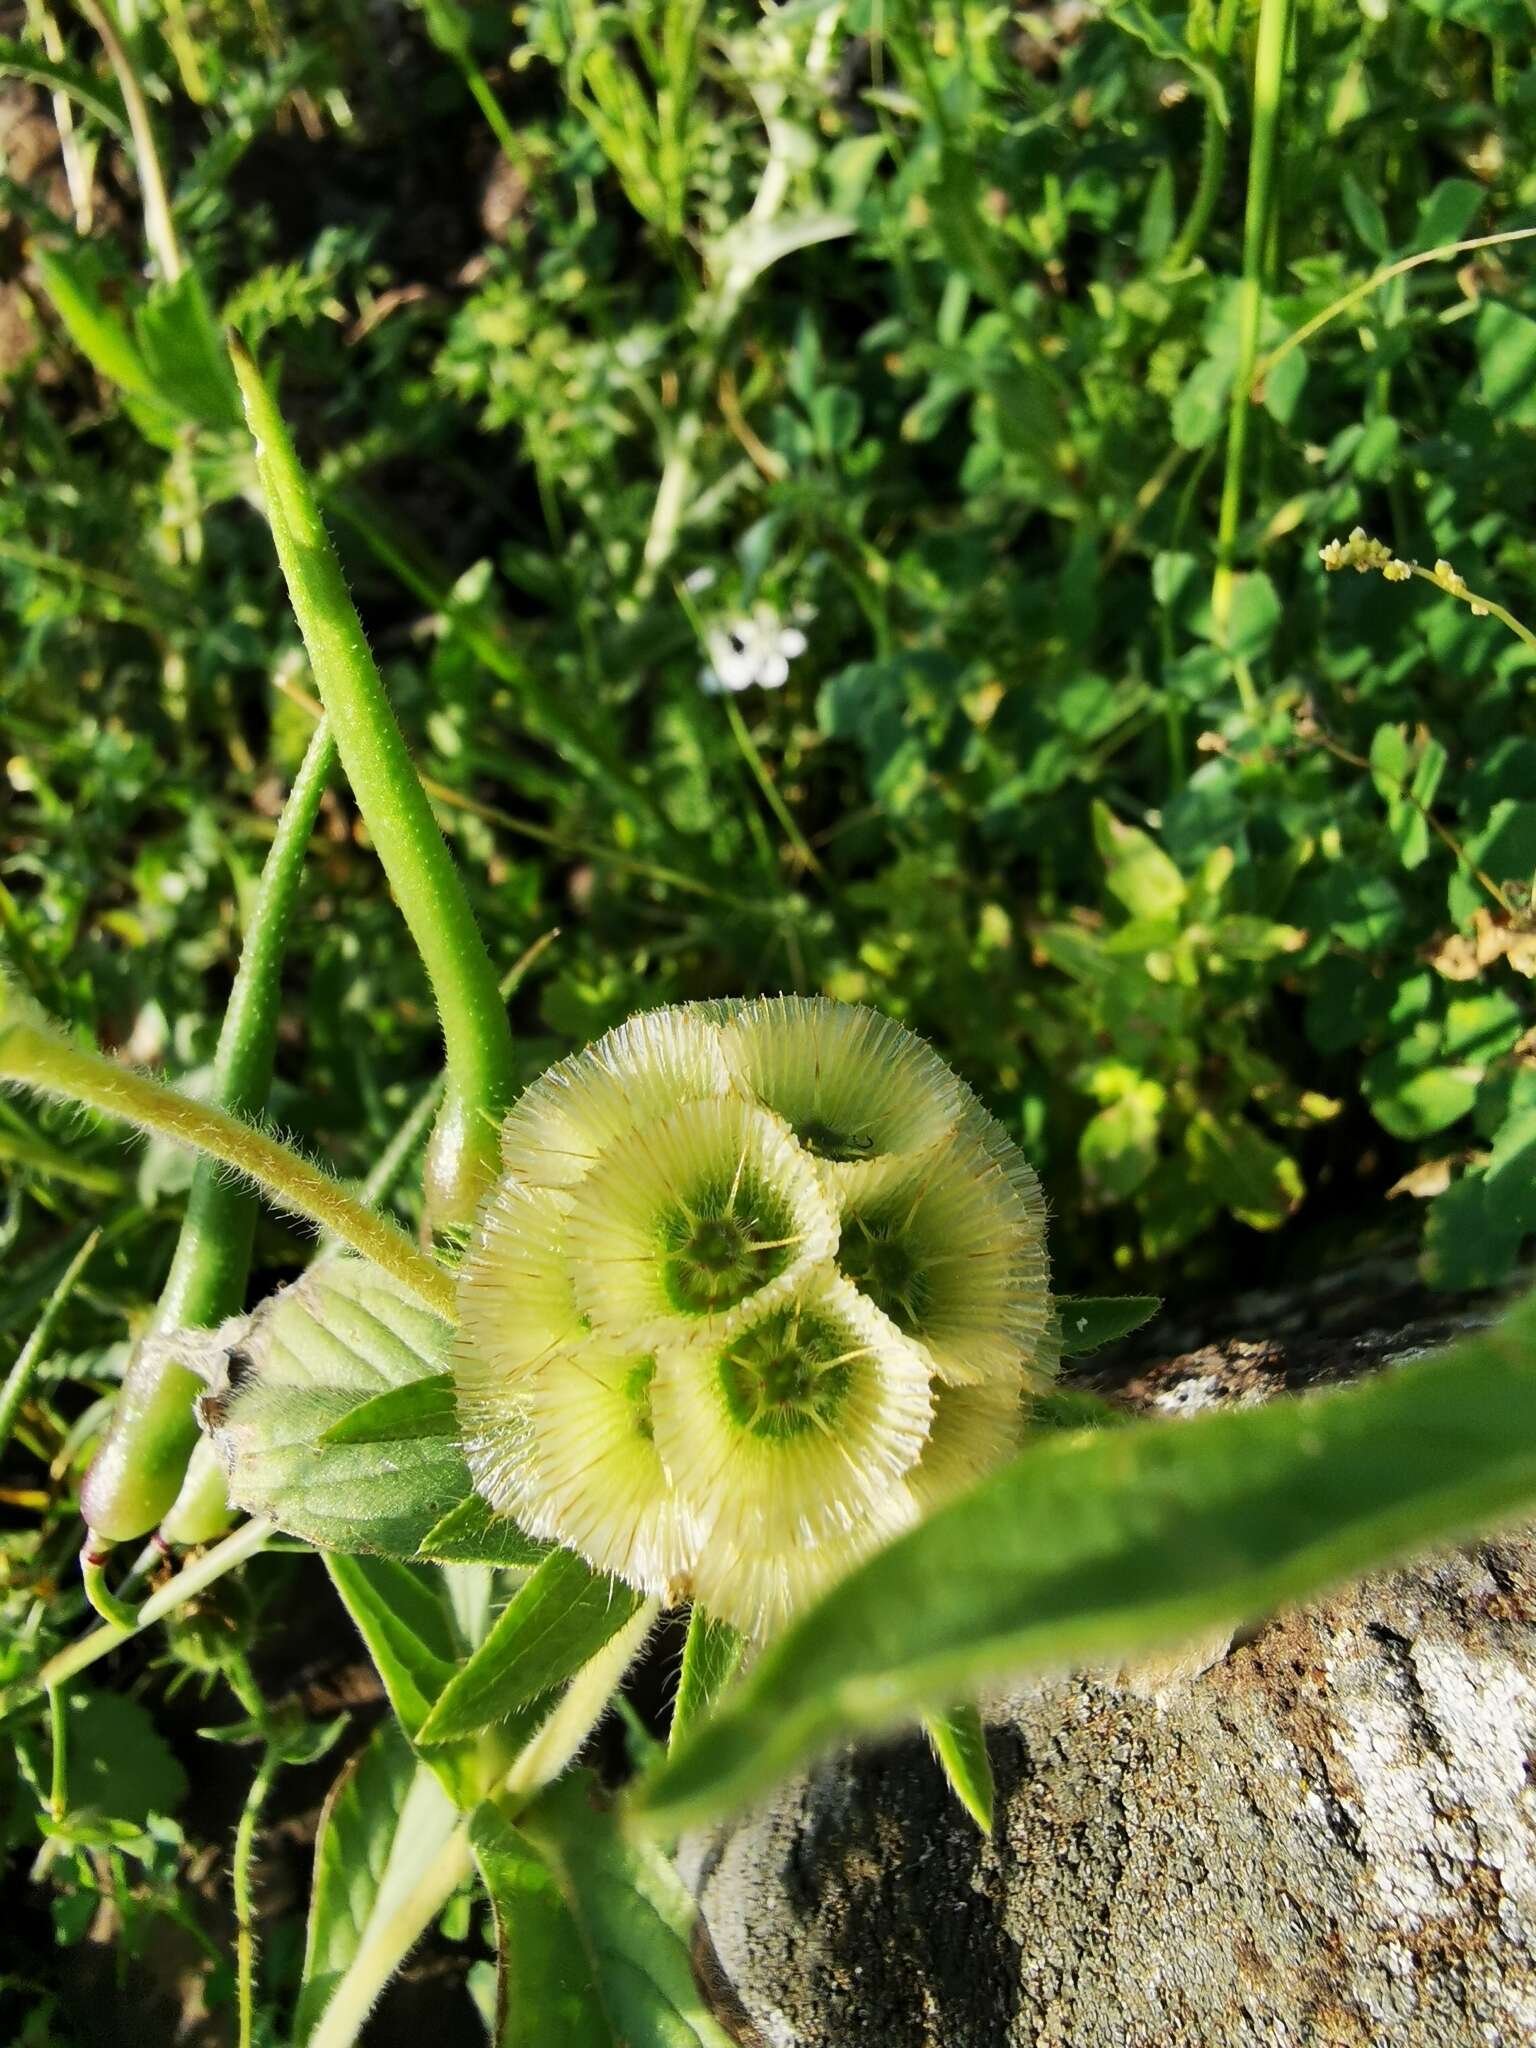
[
  {"xmin": 902, "ymin": 1378, "xmax": 1023, "ymax": 1515},
  {"xmin": 687, "ymin": 1492, "xmax": 914, "ymax": 1637},
  {"xmin": 500, "ymin": 1004, "xmax": 731, "ymax": 1188},
  {"xmin": 456, "ymin": 1177, "xmax": 582, "ymax": 1394},
  {"xmin": 718, "ymin": 995, "xmax": 966, "ymax": 1191},
  {"xmin": 499, "ymin": 1344, "xmax": 701, "ymax": 1590},
  {"xmin": 835, "ymin": 1127, "xmax": 1053, "ymax": 1386},
  {"xmin": 563, "ymin": 1094, "xmax": 837, "ymax": 1350}
]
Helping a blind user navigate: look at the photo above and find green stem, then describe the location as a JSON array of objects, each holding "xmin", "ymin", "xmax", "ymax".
[
  {"xmin": 307, "ymin": 1825, "xmax": 476, "ymax": 2048},
  {"xmin": 308, "ymin": 1595, "xmax": 660, "ymax": 2048},
  {"xmin": 31, "ymin": 1515, "xmax": 272, "ymax": 1695},
  {"xmin": 233, "ymin": 1750, "xmax": 278, "ymax": 2048},
  {"xmin": 47, "ymin": 1683, "xmax": 68, "ymax": 1821},
  {"xmin": 1211, "ymin": 0, "xmax": 1294, "ymax": 686},
  {"xmin": 165, "ymin": 721, "xmax": 338, "ymax": 1327},
  {"xmin": 84, "ymin": 728, "xmax": 329, "ymax": 1535},
  {"xmin": 723, "ymin": 698, "xmax": 823, "ymax": 878},
  {"xmin": 229, "ymin": 336, "xmax": 515, "ymax": 1226},
  {"xmin": 81, "ymin": 721, "xmax": 339, "ymax": 1544},
  {"xmin": 1167, "ymin": 0, "xmax": 1243, "ymax": 271},
  {"xmin": 0, "ymin": 1019, "xmax": 455, "ymax": 1320},
  {"xmin": 76, "ymin": 0, "xmax": 183, "ymax": 281},
  {"xmin": 0, "ymin": 1121, "xmax": 124, "ymax": 1194},
  {"xmin": 328, "ymin": 492, "xmax": 666, "ymax": 836},
  {"xmin": 1252, "ymin": 226, "xmax": 1536, "ymax": 395},
  {"xmin": 0, "ymin": 1229, "xmax": 100, "ymax": 1460}
]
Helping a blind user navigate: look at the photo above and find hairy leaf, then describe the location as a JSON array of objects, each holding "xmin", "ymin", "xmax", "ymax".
[
  {"xmin": 634, "ymin": 1290, "xmax": 1536, "ymax": 1829},
  {"xmin": 417, "ymin": 1551, "xmax": 642, "ymax": 1746}
]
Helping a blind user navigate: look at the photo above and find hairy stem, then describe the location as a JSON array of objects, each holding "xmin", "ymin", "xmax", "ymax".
[
  {"xmin": 308, "ymin": 1596, "xmax": 660, "ymax": 2048},
  {"xmin": 233, "ymin": 1750, "xmax": 278, "ymax": 2048},
  {"xmin": 83, "ymin": 721, "xmax": 338, "ymax": 1544},
  {"xmin": 0, "ymin": 1019, "xmax": 455, "ymax": 1320},
  {"xmin": 1167, "ymin": 0, "xmax": 1243, "ymax": 271},
  {"xmin": 307, "ymin": 1825, "xmax": 476, "ymax": 2048},
  {"xmin": 229, "ymin": 336, "xmax": 515, "ymax": 1226},
  {"xmin": 32, "ymin": 1515, "xmax": 272, "ymax": 1694}
]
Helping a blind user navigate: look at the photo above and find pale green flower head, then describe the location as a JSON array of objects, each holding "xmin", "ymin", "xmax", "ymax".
[{"xmin": 455, "ymin": 997, "xmax": 1055, "ymax": 1637}]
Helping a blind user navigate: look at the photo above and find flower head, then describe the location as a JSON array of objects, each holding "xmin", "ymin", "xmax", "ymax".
[
  {"xmin": 454, "ymin": 998, "xmax": 1055, "ymax": 1636},
  {"xmin": 698, "ymin": 604, "xmax": 810, "ymax": 695}
]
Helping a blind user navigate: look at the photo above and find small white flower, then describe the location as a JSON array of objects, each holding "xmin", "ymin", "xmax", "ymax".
[{"xmin": 699, "ymin": 604, "xmax": 812, "ymax": 695}]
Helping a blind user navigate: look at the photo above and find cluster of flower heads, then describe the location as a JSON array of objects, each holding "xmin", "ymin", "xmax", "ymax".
[
  {"xmin": 1319, "ymin": 528, "xmax": 1491, "ymax": 614},
  {"xmin": 454, "ymin": 998, "xmax": 1055, "ymax": 1638}
]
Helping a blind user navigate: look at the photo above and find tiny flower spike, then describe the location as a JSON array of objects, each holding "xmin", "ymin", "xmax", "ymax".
[{"xmin": 453, "ymin": 997, "xmax": 1057, "ymax": 1638}]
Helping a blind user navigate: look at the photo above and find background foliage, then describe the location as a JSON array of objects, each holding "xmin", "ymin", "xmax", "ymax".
[{"xmin": 2, "ymin": 0, "xmax": 1535, "ymax": 2037}]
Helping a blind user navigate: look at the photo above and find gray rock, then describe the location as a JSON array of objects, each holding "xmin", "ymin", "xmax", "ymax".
[{"xmin": 683, "ymin": 1284, "xmax": 1536, "ymax": 2048}]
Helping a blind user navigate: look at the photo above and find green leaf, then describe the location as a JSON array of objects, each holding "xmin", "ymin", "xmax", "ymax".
[
  {"xmin": 1486, "ymin": 1110, "xmax": 1536, "ymax": 1237},
  {"xmin": 1296, "ymin": 867, "xmax": 1404, "ymax": 950},
  {"xmin": 1185, "ymin": 1110, "xmax": 1302, "ymax": 1229},
  {"xmin": 671, "ymin": 1608, "xmax": 745, "ymax": 1749},
  {"xmin": 318, "ymin": 1374, "xmax": 459, "ymax": 1446},
  {"xmin": 1340, "ymin": 173, "xmax": 1390, "ymax": 256},
  {"xmin": 1092, "ymin": 803, "xmax": 1187, "ymax": 921},
  {"xmin": 325, "ymin": 1556, "xmax": 461, "ymax": 1739},
  {"xmin": 416, "ymin": 1493, "xmax": 552, "ymax": 1569},
  {"xmin": 1079, "ymin": 1089, "xmax": 1162, "ymax": 1201},
  {"xmin": 198, "ymin": 1257, "xmax": 475, "ymax": 1556},
  {"xmin": 1476, "ymin": 301, "xmax": 1536, "ymax": 429},
  {"xmin": 1423, "ymin": 1175, "xmax": 1524, "ymax": 1292},
  {"xmin": 134, "ymin": 272, "xmax": 241, "ymax": 431},
  {"xmin": 62, "ymin": 1691, "xmax": 188, "ymax": 1828},
  {"xmin": 469, "ymin": 1807, "xmax": 610, "ymax": 2048},
  {"xmin": 416, "ymin": 1551, "xmax": 642, "ymax": 1746},
  {"xmin": 0, "ymin": 38, "xmax": 129, "ymax": 134},
  {"xmin": 516, "ymin": 1773, "xmax": 737, "ymax": 2048},
  {"xmin": 1171, "ymin": 357, "xmax": 1232, "ymax": 450},
  {"xmin": 634, "ymin": 1289, "xmax": 1536, "ymax": 1832},
  {"xmin": 326, "ymin": 1554, "xmax": 482, "ymax": 1804},
  {"xmin": 1027, "ymin": 1388, "xmax": 1133, "ymax": 1432},
  {"xmin": 294, "ymin": 1719, "xmax": 459, "ymax": 2044},
  {"xmin": 925, "ymin": 1702, "xmax": 994, "ymax": 1833},
  {"xmin": 1225, "ymin": 571, "xmax": 1282, "ymax": 662},
  {"xmin": 30, "ymin": 244, "xmax": 164, "ymax": 409},
  {"xmin": 1364, "ymin": 1063, "xmax": 1479, "ymax": 1140},
  {"xmin": 1055, "ymin": 1296, "xmax": 1161, "ymax": 1356},
  {"xmin": 1450, "ymin": 802, "xmax": 1536, "ymax": 926}
]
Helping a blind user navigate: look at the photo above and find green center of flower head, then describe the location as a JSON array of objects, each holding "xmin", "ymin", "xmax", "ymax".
[
  {"xmin": 717, "ymin": 1306, "xmax": 855, "ymax": 1440},
  {"xmin": 658, "ymin": 1169, "xmax": 798, "ymax": 1316},
  {"xmin": 622, "ymin": 1354, "xmax": 657, "ymax": 1440},
  {"xmin": 837, "ymin": 1212, "xmax": 931, "ymax": 1333},
  {"xmin": 794, "ymin": 1117, "xmax": 876, "ymax": 1163}
]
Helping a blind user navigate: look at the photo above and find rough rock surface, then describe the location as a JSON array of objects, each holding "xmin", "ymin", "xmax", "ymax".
[{"xmin": 681, "ymin": 1273, "xmax": 1536, "ymax": 2048}]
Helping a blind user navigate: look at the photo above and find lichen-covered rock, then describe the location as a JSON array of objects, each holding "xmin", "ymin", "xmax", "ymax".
[{"xmin": 682, "ymin": 1288, "xmax": 1536, "ymax": 2048}]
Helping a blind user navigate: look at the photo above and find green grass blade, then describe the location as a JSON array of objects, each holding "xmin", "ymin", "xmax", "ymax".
[{"xmin": 0, "ymin": 1229, "xmax": 100, "ymax": 1460}]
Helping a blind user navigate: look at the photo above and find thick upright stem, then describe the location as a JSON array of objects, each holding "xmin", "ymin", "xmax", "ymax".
[
  {"xmin": 229, "ymin": 337, "xmax": 516, "ymax": 1226},
  {"xmin": 83, "ymin": 722, "xmax": 339, "ymax": 1543}
]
